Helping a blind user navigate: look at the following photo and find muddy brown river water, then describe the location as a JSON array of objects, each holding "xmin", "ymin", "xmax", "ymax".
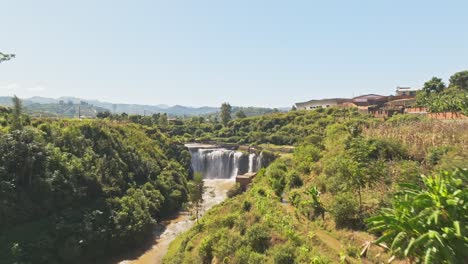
[{"xmin": 118, "ymin": 179, "xmax": 234, "ymax": 264}]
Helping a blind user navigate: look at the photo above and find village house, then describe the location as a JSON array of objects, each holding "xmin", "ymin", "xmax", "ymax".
[
  {"xmin": 294, "ymin": 98, "xmax": 351, "ymax": 110},
  {"xmin": 395, "ymin": 87, "xmax": 419, "ymax": 97}
]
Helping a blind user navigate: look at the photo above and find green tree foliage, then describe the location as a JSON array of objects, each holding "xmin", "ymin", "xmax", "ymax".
[
  {"xmin": 96, "ymin": 111, "xmax": 111, "ymax": 118},
  {"xmin": 245, "ymin": 224, "xmax": 271, "ymax": 253},
  {"xmin": 266, "ymin": 160, "xmax": 288, "ymax": 197},
  {"xmin": 330, "ymin": 192, "xmax": 360, "ymax": 228},
  {"xmin": 423, "ymin": 77, "xmax": 446, "ymax": 93},
  {"xmin": 11, "ymin": 95, "xmax": 23, "ymax": 130},
  {"xmin": 293, "ymin": 144, "xmax": 321, "ymax": 174},
  {"xmin": 416, "ymin": 70, "xmax": 468, "ymax": 114},
  {"xmin": 449, "ymin": 70, "xmax": 468, "ymax": 91},
  {"xmin": 188, "ymin": 172, "xmax": 204, "ymax": 220},
  {"xmin": 0, "ymin": 52, "xmax": 15, "ymax": 63},
  {"xmin": 165, "ymin": 109, "xmax": 467, "ymax": 263},
  {"xmin": 367, "ymin": 169, "xmax": 468, "ymax": 264},
  {"xmin": 235, "ymin": 110, "xmax": 247, "ymax": 119},
  {"xmin": 221, "ymin": 102, "xmax": 232, "ymax": 126},
  {"xmin": 0, "ymin": 119, "xmax": 191, "ymax": 263},
  {"xmin": 306, "ymin": 186, "xmax": 325, "ymax": 220}
]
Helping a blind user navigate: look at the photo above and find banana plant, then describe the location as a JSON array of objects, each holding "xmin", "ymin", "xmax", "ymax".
[{"xmin": 367, "ymin": 169, "xmax": 467, "ymax": 263}]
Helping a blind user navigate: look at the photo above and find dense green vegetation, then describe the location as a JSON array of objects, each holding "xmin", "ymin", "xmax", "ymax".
[
  {"xmin": 0, "ymin": 105, "xmax": 193, "ymax": 263},
  {"xmin": 416, "ymin": 70, "xmax": 468, "ymax": 114},
  {"xmin": 368, "ymin": 169, "xmax": 467, "ymax": 263},
  {"xmin": 164, "ymin": 107, "xmax": 468, "ymax": 263},
  {"xmin": 1, "ymin": 93, "xmax": 467, "ymax": 263},
  {"xmin": 141, "ymin": 107, "xmax": 363, "ymax": 146}
]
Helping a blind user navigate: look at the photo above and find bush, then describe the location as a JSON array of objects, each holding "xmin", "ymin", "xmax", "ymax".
[
  {"xmin": 391, "ymin": 160, "xmax": 421, "ymax": 184},
  {"xmin": 242, "ymin": 200, "xmax": 252, "ymax": 212},
  {"xmin": 287, "ymin": 170, "xmax": 303, "ymax": 189},
  {"xmin": 233, "ymin": 246, "xmax": 267, "ymax": 263},
  {"xmin": 260, "ymin": 150, "xmax": 277, "ymax": 168},
  {"xmin": 198, "ymin": 236, "xmax": 213, "ymax": 263},
  {"xmin": 266, "ymin": 160, "xmax": 288, "ymax": 196},
  {"xmin": 293, "ymin": 145, "xmax": 322, "ymax": 174},
  {"xmin": 245, "ymin": 224, "xmax": 270, "ymax": 253},
  {"xmin": 330, "ymin": 192, "xmax": 360, "ymax": 228},
  {"xmin": 289, "ymin": 190, "xmax": 301, "ymax": 207},
  {"xmin": 212, "ymin": 229, "xmax": 241, "ymax": 261},
  {"xmin": 272, "ymin": 243, "xmax": 296, "ymax": 264},
  {"xmin": 386, "ymin": 114, "xmax": 426, "ymax": 124},
  {"xmin": 227, "ymin": 183, "xmax": 243, "ymax": 198},
  {"xmin": 426, "ymin": 146, "xmax": 451, "ymax": 166}
]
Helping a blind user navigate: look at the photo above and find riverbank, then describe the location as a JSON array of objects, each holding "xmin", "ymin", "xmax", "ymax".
[{"xmin": 118, "ymin": 179, "xmax": 235, "ymax": 264}]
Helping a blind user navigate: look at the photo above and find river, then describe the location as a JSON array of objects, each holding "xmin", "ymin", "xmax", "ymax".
[{"xmin": 118, "ymin": 179, "xmax": 235, "ymax": 264}]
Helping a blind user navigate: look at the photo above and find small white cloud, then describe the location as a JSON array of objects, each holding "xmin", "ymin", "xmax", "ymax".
[
  {"xmin": 0, "ymin": 83, "xmax": 20, "ymax": 91},
  {"xmin": 27, "ymin": 85, "xmax": 46, "ymax": 92}
]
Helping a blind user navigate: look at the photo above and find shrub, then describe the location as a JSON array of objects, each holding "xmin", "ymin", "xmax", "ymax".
[
  {"xmin": 242, "ymin": 200, "xmax": 252, "ymax": 212},
  {"xmin": 330, "ymin": 192, "xmax": 360, "ymax": 228},
  {"xmin": 233, "ymin": 246, "xmax": 267, "ymax": 264},
  {"xmin": 212, "ymin": 229, "xmax": 241, "ymax": 261},
  {"xmin": 289, "ymin": 190, "xmax": 301, "ymax": 207},
  {"xmin": 272, "ymin": 243, "xmax": 296, "ymax": 264},
  {"xmin": 386, "ymin": 114, "xmax": 426, "ymax": 124},
  {"xmin": 287, "ymin": 170, "xmax": 303, "ymax": 189},
  {"xmin": 293, "ymin": 145, "xmax": 322, "ymax": 174},
  {"xmin": 426, "ymin": 146, "xmax": 451, "ymax": 166},
  {"xmin": 391, "ymin": 160, "xmax": 421, "ymax": 184},
  {"xmin": 198, "ymin": 236, "xmax": 213, "ymax": 263},
  {"xmin": 260, "ymin": 150, "xmax": 277, "ymax": 168},
  {"xmin": 245, "ymin": 224, "xmax": 270, "ymax": 253},
  {"xmin": 266, "ymin": 160, "xmax": 288, "ymax": 196}
]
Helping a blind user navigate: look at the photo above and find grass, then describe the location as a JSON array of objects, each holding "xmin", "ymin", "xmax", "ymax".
[{"xmin": 163, "ymin": 168, "xmax": 396, "ymax": 263}]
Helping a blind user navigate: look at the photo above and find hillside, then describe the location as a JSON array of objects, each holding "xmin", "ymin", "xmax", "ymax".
[
  {"xmin": 1, "ymin": 103, "xmax": 466, "ymax": 264},
  {"xmin": 163, "ymin": 109, "xmax": 468, "ymax": 263},
  {"xmin": 0, "ymin": 115, "xmax": 192, "ymax": 264}
]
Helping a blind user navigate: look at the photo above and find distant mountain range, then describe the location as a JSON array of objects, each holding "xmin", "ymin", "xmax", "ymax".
[{"xmin": 0, "ymin": 96, "xmax": 288, "ymax": 118}]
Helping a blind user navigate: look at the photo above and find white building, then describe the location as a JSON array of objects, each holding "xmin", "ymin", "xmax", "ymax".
[{"xmin": 295, "ymin": 98, "xmax": 351, "ymax": 110}]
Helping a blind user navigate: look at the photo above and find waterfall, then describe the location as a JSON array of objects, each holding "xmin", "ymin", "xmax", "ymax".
[
  {"xmin": 186, "ymin": 144, "xmax": 261, "ymax": 179},
  {"xmin": 248, "ymin": 153, "xmax": 257, "ymax": 173}
]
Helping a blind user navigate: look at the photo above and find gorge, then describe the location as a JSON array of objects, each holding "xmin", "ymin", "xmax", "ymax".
[{"xmin": 119, "ymin": 144, "xmax": 262, "ymax": 264}]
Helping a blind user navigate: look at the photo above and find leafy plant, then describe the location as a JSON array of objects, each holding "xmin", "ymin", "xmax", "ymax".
[{"xmin": 367, "ymin": 169, "xmax": 468, "ymax": 263}]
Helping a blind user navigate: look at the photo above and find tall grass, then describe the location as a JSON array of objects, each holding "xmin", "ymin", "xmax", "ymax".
[{"xmin": 363, "ymin": 120, "xmax": 468, "ymax": 160}]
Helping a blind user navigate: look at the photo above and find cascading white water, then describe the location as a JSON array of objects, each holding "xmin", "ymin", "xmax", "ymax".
[
  {"xmin": 248, "ymin": 153, "xmax": 257, "ymax": 173},
  {"xmin": 186, "ymin": 144, "xmax": 261, "ymax": 179}
]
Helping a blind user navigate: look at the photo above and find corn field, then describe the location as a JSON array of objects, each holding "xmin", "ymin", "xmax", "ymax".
[{"xmin": 363, "ymin": 120, "xmax": 468, "ymax": 160}]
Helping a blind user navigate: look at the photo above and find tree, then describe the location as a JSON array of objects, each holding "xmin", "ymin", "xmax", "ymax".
[
  {"xmin": 291, "ymin": 105, "xmax": 297, "ymax": 111},
  {"xmin": 367, "ymin": 169, "xmax": 468, "ymax": 263},
  {"xmin": 449, "ymin": 70, "xmax": 468, "ymax": 90},
  {"xmin": 11, "ymin": 95, "xmax": 23, "ymax": 130},
  {"xmin": 235, "ymin": 110, "xmax": 246, "ymax": 119},
  {"xmin": 221, "ymin": 103, "xmax": 232, "ymax": 126},
  {"xmin": 188, "ymin": 172, "xmax": 204, "ymax": 221},
  {"xmin": 96, "ymin": 111, "xmax": 111, "ymax": 119},
  {"xmin": 306, "ymin": 186, "xmax": 325, "ymax": 220},
  {"xmin": 159, "ymin": 113, "xmax": 168, "ymax": 126},
  {"xmin": 0, "ymin": 52, "xmax": 15, "ymax": 63},
  {"xmin": 423, "ymin": 77, "xmax": 446, "ymax": 93}
]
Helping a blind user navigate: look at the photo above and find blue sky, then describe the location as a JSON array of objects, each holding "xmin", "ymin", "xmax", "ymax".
[{"xmin": 1, "ymin": 0, "xmax": 467, "ymax": 107}]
